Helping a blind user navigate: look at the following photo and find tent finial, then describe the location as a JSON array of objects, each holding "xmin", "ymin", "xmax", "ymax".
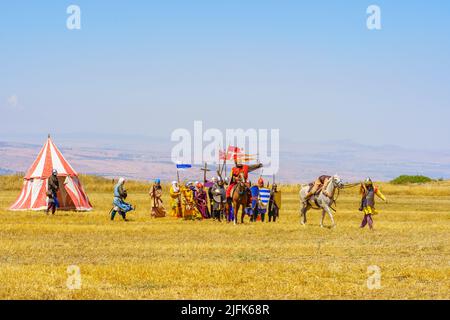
[{"xmin": 48, "ymin": 133, "xmax": 51, "ymax": 139}]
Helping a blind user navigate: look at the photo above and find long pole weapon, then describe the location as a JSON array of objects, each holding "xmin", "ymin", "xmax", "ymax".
[
  {"xmin": 176, "ymin": 167, "xmax": 183, "ymax": 216},
  {"xmin": 219, "ymin": 146, "xmax": 228, "ymax": 178}
]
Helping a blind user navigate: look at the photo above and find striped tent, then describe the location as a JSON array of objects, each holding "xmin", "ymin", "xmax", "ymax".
[{"xmin": 9, "ymin": 136, "xmax": 92, "ymax": 211}]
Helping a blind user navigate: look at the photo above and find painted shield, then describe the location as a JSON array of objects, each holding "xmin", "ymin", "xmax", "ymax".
[
  {"xmin": 250, "ymin": 185, "xmax": 260, "ymax": 210},
  {"xmin": 259, "ymin": 188, "xmax": 270, "ymax": 207},
  {"xmin": 212, "ymin": 187, "xmax": 226, "ymax": 203},
  {"xmin": 258, "ymin": 188, "xmax": 270, "ymax": 214}
]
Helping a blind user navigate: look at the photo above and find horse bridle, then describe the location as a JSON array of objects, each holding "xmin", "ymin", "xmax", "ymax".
[{"xmin": 322, "ymin": 177, "xmax": 343, "ymax": 200}]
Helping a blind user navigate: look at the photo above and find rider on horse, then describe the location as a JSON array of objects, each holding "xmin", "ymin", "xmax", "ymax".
[
  {"xmin": 225, "ymin": 157, "xmax": 262, "ymax": 199},
  {"xmin": 305, "ymin": 175, "xmax": 332, "ymax": 201}
]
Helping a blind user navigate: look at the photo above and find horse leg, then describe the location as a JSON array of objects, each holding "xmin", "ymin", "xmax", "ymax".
[
  {"xmin": 241, "ymin": 200, "xmax": 248, "ymax": 223},
  {"xmin": 324, "ymin": 205, "xmax": 336, "ymax": 228},
  {"xmin": 226, "ymin": 199, "xmax": 232, "ymax": 222},
  {"xmin": 300, "ymin": 205, "xmax": 308, "ymax": 225},
  {"xmin": 233, "ymin": 203, "xmax": 238, "ymax": 225},
  {"xmin": 320, "ymin": 209, "xmax": 325, "ymax": 228}
]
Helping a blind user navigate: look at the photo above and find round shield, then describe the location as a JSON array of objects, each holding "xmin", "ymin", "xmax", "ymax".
[
  {"xmin": 250, "ymin": 185, "xmax": 260, "ymax": 209},
  {"xmin": 259, "ymin": 188, "xmax": 270, "ymax": 207},
  {"xmin": 274, "ymin": 191, "xmax": 282, "ymax": 209},
  {"xmin": 212, "ymin": 187, "xmax": 226, "ymax": 203}
]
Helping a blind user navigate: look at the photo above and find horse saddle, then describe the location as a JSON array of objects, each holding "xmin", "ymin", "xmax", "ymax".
[
  {"xmin": 307, "ymin": 183, "xmax": 323, "ymax": 196},
  {"xmin": 230, "ymin": 184, "xmax": 244, "ymax": 198}
]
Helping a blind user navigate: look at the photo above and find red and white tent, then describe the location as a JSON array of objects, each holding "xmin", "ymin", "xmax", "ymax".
[{"xmin": 10, "ymin": 136, "xmax": 92, "ymax": 211}]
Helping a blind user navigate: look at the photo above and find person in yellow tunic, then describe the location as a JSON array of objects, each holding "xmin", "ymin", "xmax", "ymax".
[
  {"xmin": 182, "ymin": 182, "xmax": 202, "ymax": 220},
  {"xmin": 359, "ymin": 177, "xmax": 387, "ymax": 230},
  {"xmin": 169, "ymin": 181, "xmax": 182, "ymax": 218}
]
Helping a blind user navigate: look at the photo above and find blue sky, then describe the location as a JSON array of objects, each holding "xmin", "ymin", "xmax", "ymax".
[{"xmin": 1, "ymin": 1, "xmax": 450, "ymax": 149}]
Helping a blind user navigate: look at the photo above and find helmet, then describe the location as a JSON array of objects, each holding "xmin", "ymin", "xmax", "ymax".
[
  {"xmin": 52, "ymin": 169, "xmax": 58, "ymax": 175},
  {"xmin": 364, "ymin": 177, "xmax": 373, "ymax": 186},
  {"xmin": 257, "ymin": 177, "xmax": 264, "ymax": 187},
  {"xmin": 196, "ymin": 182, "xmax": 204, "ymax": 189},
  {"xmin": 154, "ymin": 178, "xmax": 161, "ymax": 184},
  {"xmin": 211, "ymin": 177, "xmax": 217, "ymax": 183}
]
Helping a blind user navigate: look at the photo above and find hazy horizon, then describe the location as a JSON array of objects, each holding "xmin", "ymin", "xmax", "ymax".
[{"xmin": 1, "ymin": 134, "xmax": 449, "ymax": 183}]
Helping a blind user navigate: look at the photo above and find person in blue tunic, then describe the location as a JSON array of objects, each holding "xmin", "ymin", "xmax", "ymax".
[{"xmin": 111, "ymin": 177, "xmax": 134, "ymax": 221}]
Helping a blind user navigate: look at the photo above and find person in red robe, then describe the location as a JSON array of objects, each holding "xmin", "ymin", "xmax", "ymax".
[{"xmin": 226, "ymin": 158, "xmax": 262, "ymax": 198}]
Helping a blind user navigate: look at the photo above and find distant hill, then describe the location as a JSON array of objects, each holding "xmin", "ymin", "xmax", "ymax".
[
  {"xmin": 1, "ymin": 138, "xmax": 450, "ymax": 183},
  {"xmin": 0, "ymin": 168, "xmax": 13, "ymax": 175}
]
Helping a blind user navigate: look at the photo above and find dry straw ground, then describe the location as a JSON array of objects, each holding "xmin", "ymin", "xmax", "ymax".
[{"xmin": 0, "ymin": 175, "xmax": 448, "ymax": 299}]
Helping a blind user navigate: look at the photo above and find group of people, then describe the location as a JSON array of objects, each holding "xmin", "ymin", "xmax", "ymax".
[
  {"xmin": 168, "ymin": 175, "xmax": 280, "ymax": 223},
  {"xmin": 45, "ymin": 158, "xmax": 386, "ymax": 230}
]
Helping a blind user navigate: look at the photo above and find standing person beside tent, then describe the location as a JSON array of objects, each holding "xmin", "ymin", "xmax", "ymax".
[
  {"xmin": 9, "ymin": 135, "xmax": 92, "ymax": 212},
  {"xmin": 111, "ymin": 177, "xmax": 134, "ymax": 221},
  {"xmin": 46, "ymin": 169, "xmax": 60, "ymax": 215},
  {"xmin": 150, "ymin": 179, "xmax": 166, "ymax": 218},
  {"xmin": 169, "ymin": 181, "xmax": 182, "ymax": 218}
]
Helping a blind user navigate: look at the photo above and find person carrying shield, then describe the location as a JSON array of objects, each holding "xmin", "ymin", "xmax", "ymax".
[
  {"xmin": 268, "ymin": 183, "xmax": 281, "ymax": 222},
  {"xmin": 207, "ymin": 177, "xmax": 217, "ymax": 216},
  {"xmin": 250, "ymin": 177, "xmax": 265, "ymax": 222},
  {"xmin": 211, "ymin": 177, "xmax": 226, "ymax": 221}
]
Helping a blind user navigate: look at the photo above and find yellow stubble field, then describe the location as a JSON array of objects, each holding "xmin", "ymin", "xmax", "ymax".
[{"xmin": 0, "ymin": 175, "xmax": 448, "ymax": 299}]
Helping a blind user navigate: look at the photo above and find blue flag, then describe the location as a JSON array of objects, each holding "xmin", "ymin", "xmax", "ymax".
[{"xmin": 176, "ymin": 164, "xmax": 192, "ymax": 170}]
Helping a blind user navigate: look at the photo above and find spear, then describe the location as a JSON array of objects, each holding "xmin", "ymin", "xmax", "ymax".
[{"xmin": 176, "ymin": 167, "xmax": 183, "ymax": 216}]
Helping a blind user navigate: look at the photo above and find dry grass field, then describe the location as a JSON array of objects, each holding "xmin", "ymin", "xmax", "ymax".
[{"xmin": 0, "ymin": 175, "xmax": 449, "ymax": 300}]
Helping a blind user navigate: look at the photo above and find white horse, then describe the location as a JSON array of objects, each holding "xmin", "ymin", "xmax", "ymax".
[{"xmin": 299, "ymin": 174, "xmax": 344, "ymax": 228}]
